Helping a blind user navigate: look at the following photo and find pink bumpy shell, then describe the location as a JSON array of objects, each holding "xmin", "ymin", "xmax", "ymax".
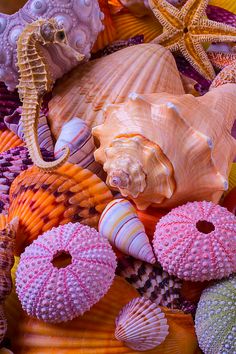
[
  {"xmin": 153, "ymin": 201, "xmax": 236, "ymax": 282},
  {"xmin": 16, "ymin": 222, "xmax": 117, "ymax": 323}
]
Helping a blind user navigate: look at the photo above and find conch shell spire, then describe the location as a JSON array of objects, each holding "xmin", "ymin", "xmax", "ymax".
[{"xmin": 17, "ymin": 19, "xmax": 84, "ymax": 170}]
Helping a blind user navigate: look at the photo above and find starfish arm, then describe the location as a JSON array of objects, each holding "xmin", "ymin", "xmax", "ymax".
[
  {"xmin": 182, "ymin": 0, "xmax": 208, "ymax": 24},
  {"xmin": 190, "ymin": 19, "xmax": 236, "ymax": 43},
  {"xmin": 148, "ymin": 0, "xmax": 183, "ymax": 31},
  {"xmin": 152, "ymin": 30, "xmax": 183, "ymax": 51},
  {"xmin": 179, "ymin": 34, "xmax": 215, "ymax": 80}
]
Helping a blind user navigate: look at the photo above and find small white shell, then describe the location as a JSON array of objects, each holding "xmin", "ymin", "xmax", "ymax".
[
  {"xmin": 99, "ymin": 199, "xmax": 156, "ymax": 264},
  {"xmin": 115, "ymin": 297, "xmax": 169, "ymax": 351}
]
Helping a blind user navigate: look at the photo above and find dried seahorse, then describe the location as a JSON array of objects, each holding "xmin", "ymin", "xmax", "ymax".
[
  {"xmin": 0, "ymin": 217, "xmax": 18, "ymax": 343},
  {"xmin": 17, "ymin": 18, "xmax": 84, "ymax": 171}
]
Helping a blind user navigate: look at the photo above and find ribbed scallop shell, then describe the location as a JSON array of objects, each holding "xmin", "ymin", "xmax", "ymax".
[
  {"xmin": 54, "ymin": 117, "xmax": 102, "ymax": 175},
  {"xmin": 0, "ymin": 129, "xmax": 24, "ymax": 154},
  {"xmin": 0, "ymin": 215, "xmax": 7, "ymax": 230},
  {"xmin": 195, "ymin": 275, "xmax": 236, "ymax": 354},
  {"xmin": 8, "ymin": 163, "xmax": 113, "ymax": 254},
  {"xmin": 93, "ymin": 84, "xmax": 236, "ymax": 209},
  {"xmin": 16, "ymin": 222, "xmax": 117, "ymax": 323},
  {"xmin": 117, "ymin": 256, "xmax": 182, "ymax": 308},
  {"xmin": 99, "ymin": 199, "xmax": 156, "ymax": 264},
  {"xmin": 48, "ymin": 43, "xmax": 185, "ymax": 138},
  {"xmin": 153, "ymin": 201, "xmax": 236, "ymax": 281},
  {"xmin": 115, "ymin": 297, "xmax": 169, "ymax": 351}
]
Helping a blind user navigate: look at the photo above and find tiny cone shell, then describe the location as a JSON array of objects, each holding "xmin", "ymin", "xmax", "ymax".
[
  {"xmin": 48, "ymin": 43, "xmax": 184, "ymax": 138},
  {"xmin": 99, "ymin": 199, "xmax": 156, "ymax": 263}
]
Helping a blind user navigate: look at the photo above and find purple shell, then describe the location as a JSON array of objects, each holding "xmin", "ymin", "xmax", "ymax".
[
  {"xmin": 207, "ymin": 5, "xmax": 236, "ymax": 28},
  {"xmin": 0, "ymin": 82, "xmax": 21, "ymax": 123}
]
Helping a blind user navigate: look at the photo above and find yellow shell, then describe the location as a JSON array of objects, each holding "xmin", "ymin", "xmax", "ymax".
[
  {"xmin": 0, "ymin": 129, "xmax": 24, "ymax": 154},
  {"xmin": 209, "ymin": 0, "xmax": 236, "ymax": 14},
  {"xmin": 226, "ymin": 162, "xmax": 236, "ymax": 195},
  {"xmin": 93, "ymin": 84, "xmax": 236, "ymax": 209},
  {"xmin": 48, "ymin": 43, "xmax": 184, "ymax": 139},
  {"xmin": 8, "ymin": 164, "xmax": 113, "ymax": 254}
]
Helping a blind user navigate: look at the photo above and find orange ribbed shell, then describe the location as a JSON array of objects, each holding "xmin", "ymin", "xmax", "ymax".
[
  {"xmin": 8, "ymin": 164, "xmax": 113, "ymax": 255},
  {"xmin": 0, "ymin": 130, "xmax": 24, "ymax": 153}
]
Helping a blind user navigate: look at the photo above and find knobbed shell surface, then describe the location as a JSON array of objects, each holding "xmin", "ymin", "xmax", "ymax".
[
  {"xmin": 115, "ymin": 297, "xmax": 169, "ymax": 351},
  {"xmin": 16, "ymin": 222, "xmax": 117, "ymax": 323},
  {"xmin": 8, "ymin": 163, "xmax": 113, "ymax": 254},
  {"xmin": 154, "ymin": 201, "xmax": 236, "ymax": 281},
  {"xmin": 195, "ymin": 275, "xmax": 236, "ymax": 354},
  {"xmin": 48, "ymin": 43, "xmax": 185, "ymax": 138},
  {"xmin": 117, "ymin": 256, "xmax": 182, "ymax": 309},
  {"xmin": 93, "ymin": 84, "xmax": 236, "ymax": 209},
  {"xmin": 99, "ymin": 199, "xmax": 156, "ymax": 264}
]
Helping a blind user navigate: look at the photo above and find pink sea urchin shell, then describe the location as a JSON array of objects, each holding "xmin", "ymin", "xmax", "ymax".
[
  {"xmin": 153, "ymin": 201, "xmax": 236, "ymax": 282},
  {"xmin": 16, "ymin": 222, "xmax": 117, "ymax": 323}
]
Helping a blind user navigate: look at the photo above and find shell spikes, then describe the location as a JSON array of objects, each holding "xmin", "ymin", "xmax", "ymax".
[
  {"xmin": 99, "ymin": 199, "xmax": 156, "ymax": 264},
  {"xmin": 115, "ymin": 297, "xmax": 169, "ymax": 351}
]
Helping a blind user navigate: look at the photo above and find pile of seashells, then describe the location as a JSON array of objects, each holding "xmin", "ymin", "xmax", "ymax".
[{"xmin": 0, "ymin": 0, "xmax": 235, "ymax": 353}]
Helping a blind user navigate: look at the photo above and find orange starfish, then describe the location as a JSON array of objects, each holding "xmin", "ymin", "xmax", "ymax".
[{"xmin": 148, "ymin": 0, "xmax": 236, "ymax": 79}]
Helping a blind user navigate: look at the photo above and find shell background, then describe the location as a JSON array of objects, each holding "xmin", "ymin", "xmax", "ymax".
[{"xmin": 195, "ymin": 275, "xmax": 236, "ymax": 354}]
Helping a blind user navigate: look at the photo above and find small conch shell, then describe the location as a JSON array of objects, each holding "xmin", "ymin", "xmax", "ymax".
[
  {"xmin": 99, "ymin": 199, "xmax": 156, "ymax": 264},
  {"xmin": 115, "ymin": 297, "xmax": 169, "ymax": 351},
  {"xmin": 54, "ymin": 117, "xmax": 102, "ymax": 175},
  {"xmin": 93, "ymin": 84, "xmax": 236, "ymax": 209}
]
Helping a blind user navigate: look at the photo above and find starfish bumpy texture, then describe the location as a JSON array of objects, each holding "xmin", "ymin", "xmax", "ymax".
[{"xmin": 148, "ymin": 0, "xmax": 236, "ymax": 79}]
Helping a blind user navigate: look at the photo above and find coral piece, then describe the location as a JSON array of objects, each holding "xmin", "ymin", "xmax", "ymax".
[
  {"xmin": 99, "ymin": 199, "xmax": 156, "ymax": 264},
  {"xmin": 93, "ymin": 84, "xmax": 236, "ymax": 209},
  {"xmin": 115, "ymin": 297, "xmax": 169, "ymax": 351},
  {"xmin": 55, "ymin": 118, "xmax": 102, "ymax": 175},
  {"xmin": 0, "ymin": 82, "xmax": 21, "ymax": 122},
  {"xmin": 195, "ymin": 275, "xmax": 236, "ymax": 354},
  {"xmin": 48, "ymin": 43, "xmax": 185, "ymax": 138},
  {"xmin": 210, "ymin": 61, "xmax": 236, "ymax": 88},
  {"xmin": 0, "ymin": 129, "xmax": 24, "ymax": 154},
  {"xmin": 0, "ymin": 0, "xmax": 104, "ymax": 91},
  {"xmin": 117, "ymin": 256, "xmax": 182, "ymax": 308},
  {"xmin": 8, "ymin": 163, "xmax": 113, "ymax": 254},
  {"xmin": 16, "ymin": 222, "xmax": 117, "ymax": 323},
  {"xmin": 153, "ymin": 201, "xmax": 236, "ymax": 281},
  {"xmin": 149, "ymin": 0, "xmax": 236, "ymax": 80},
  {"xmin": 207, "ymin": 51, "xmax": 236, "ymax": 69},
  {"xmin": 222, "ymin": 187, "xmax": 236, "ymax": 215},
  {"xmin": 17, "ymin": 19, "xmax": 84, "ymax": 170}
]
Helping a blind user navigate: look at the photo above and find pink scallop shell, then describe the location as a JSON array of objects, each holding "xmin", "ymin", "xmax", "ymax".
[
  {"xmin": 16, "ymin": 222, "xmax": 117, "ymax": 323},
  {"xmin": 153, "ymin": 201, "xmax": 236, "ymax": 282}
]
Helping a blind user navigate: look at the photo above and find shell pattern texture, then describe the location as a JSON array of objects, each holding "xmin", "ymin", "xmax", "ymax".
[
  {"xmin": 16, "ymin": 222, "xmax": 117, "ymax": 323},
  {"xmin": 0, "ymin": 128, "xmax": 23, "ymax": 154},
  {"xmin": 0, "ymin": 0, "xmax": 104, "ymax": 91},
  {"xmin": 48, "ymin": 43, "xmax": 185, "ymax": 139},
  {"xmin": 117, "ymin": 256, "xmax": 182, "ymax": 309},
  {"xmin": 153, "ymin": 201, "xmax": 236, "ymax": 282},
  {"xmin": 8, "ymin": 163, "xmax": 113, "ymax": 254},
  {"xmin": 93, "ymin": 84, "xmax": 236, "ymax": 209},
  {"xmin": 115, "ymin": 297, "xmax": 169, "ymax": 351},
  {"xmin": 99, "ymin": 199, "xmax": 156, "ymax": 264},
  {"xmin": 195, "ymin": 275, "xmax": 236, "ymax": 354}
]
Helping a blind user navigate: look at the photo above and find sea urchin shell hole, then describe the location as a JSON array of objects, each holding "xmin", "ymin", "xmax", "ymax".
[
  {"xmin": 51, "ymin": 251, "xmax": 72, "ymax": 269},
  {"xmin": 196, "ymin": 220, "xmax": 215, "ymax": 234}
]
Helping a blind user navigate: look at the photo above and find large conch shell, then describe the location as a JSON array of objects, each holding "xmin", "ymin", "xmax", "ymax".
[
  {"xmin": 99, "ymin": 199, "xmax": 156, "ymax": 263},
  {"xmin": 93, "ymin": 84, "xmax": 236, "ymax": 209},
  {"xmin": 48, "ymin": 43, "xmax": 185, "ymax": 138}
]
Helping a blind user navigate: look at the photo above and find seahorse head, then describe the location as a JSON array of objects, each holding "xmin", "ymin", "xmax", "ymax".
[{"xmin": 38, "ymin": 19, "xmax": 67, "ymax": 46}]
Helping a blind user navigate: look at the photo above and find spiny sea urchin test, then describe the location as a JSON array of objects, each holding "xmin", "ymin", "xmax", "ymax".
[
  {"xmin": 195, "ymin": 275, "xmax": 236, "ymax": 354},
  {"xmin": 153, "ymin": 201, "xmax": 236, "ymax": 281},
  {"xmin": 16, "ymin": 222, "xmax": 117, "ymax": 323}
]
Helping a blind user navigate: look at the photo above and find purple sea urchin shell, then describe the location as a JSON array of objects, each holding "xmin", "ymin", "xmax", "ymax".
[
  {"xmin": 0, "ymin": 0, "xmax": 104, "ymax": 90},
  {"xmin": 153, "ymin": 201, "xmax": 236, "ymax": 282},
  {"xmin": 16, "ymin": 222, "xmax": 117, "ymax": 323}
]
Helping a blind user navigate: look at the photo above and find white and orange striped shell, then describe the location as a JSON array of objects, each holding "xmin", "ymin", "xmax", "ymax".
[{"xmin": 93, "ymin": 84, "xmax": 236, "ymax": 210}]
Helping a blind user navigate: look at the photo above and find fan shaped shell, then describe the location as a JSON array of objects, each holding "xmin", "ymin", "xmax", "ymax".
[
  {"xmin": 16, "ymin": 222, "xmax": 117, "ymax": 323},
  {"xmin": 153, "ymin": 201, "xmax": 236, "ymax": 281},
  {"xmin": 115, "ymin": 297, "xmax": 169, "ymax": 351},
  {"xmin": 195, "ymin": 275, "xmax": 236, "ymax": 354},
  {"xmin": 0, "ymin": 129, "xmax": 24, "ymax": 154},
  {"xmin": 99, "ymin": 199, "xmax": 156, "ymax": 264},
  {"xmin": 8, "ymin": 163, "xmax": 113, "ymax": 254},
  {"xmin": 48, "ymin": 43, "xmax": 185, "ymax": 138}
]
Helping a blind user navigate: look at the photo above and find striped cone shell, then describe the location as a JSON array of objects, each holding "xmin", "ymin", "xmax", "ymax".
[
  {"xmin": 99, "ymin": 199, "xmax": 156, "ymax": 264},
  {"xmin": 115, "ymin": 297, "xmax": 169, "ymax": 351},
  {"xmin": 8, "ymin": 164, "xmax": 113, "ymax": 254},
  {"xmin": 117, "ymin": 256, "xmax": 182, "ymax": 309}
]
